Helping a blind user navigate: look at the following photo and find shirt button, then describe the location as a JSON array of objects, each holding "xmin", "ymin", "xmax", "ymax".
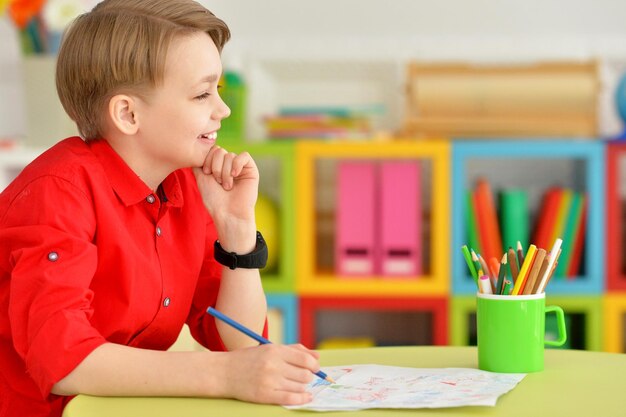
[
  {"xmin": 146, "ymin": 195, "xmax": 156, "ymax": 204},
  {"xmin": 47, "ymin": 252, "xmax": 59, "ymax": 261},
  {"xmin": 156, "ymin": 226, "xmax": 162, "ymax": 237},
  {"xmin": 163, "ymin": 297, "xmax": 171, "ymax": 307}
]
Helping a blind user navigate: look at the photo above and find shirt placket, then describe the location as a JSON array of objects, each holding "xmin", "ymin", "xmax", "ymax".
[{"xmin": 147, "ymin": 192, "xmax": 172, "ymax": 314}]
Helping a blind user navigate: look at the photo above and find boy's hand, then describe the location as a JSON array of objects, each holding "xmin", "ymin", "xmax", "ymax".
[
  {"xmin": 193, "ymin": 146, "xmax": 259, "ymax": 245},
  {"xmin": 220, "ymin": 344, "xmax": 320, "ymax": 405}
]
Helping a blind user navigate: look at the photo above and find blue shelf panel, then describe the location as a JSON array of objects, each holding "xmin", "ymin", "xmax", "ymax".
[
  {"xmin": 266, "ymin": 293, "xmax": 299, "ymax": 344},
  {"xmin": 451, "ymin": 140, "xmax": 605, "ymax": 295}
]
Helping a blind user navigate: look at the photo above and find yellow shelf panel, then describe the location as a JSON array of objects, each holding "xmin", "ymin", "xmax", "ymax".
[
  {"xmin": 297, "ymin": 274, "xmax": 449, "ymax": 296},
  {"xmin": 604, "ymin": 293, "xmax": 626, "ymax": 353}
]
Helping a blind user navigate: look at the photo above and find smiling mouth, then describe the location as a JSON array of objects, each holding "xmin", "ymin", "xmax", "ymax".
[{"xmin": 198, "ymin": 132, "xmax": 218, "ymax": 141}]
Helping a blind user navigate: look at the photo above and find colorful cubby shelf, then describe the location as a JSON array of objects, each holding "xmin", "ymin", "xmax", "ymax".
[
  {"xmin": 452, "ymin": 140, "xmax": 605, "ymax": 295},
  {"xmin": 3, "ymin": 138, "xmax": 626, "ymax": 352}
]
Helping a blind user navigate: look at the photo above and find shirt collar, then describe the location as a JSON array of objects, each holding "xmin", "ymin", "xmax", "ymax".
[{"xmin": 90, "ymin": 139, "xmax": 183, "ymax": 208}]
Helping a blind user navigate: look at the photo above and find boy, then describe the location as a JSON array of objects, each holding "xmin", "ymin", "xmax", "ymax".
[{"xmin": 0, "ymin": 1, "xmax": 320, "ymax": 415}]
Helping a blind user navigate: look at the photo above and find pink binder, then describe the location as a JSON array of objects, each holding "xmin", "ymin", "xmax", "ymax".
[
  {"xmin": 379, "ymin": 161, "xmax": 422, "ymax": 276},
  {"xmin": 336, "ymin": 161, "xmax": 377, "ymax": 276}
]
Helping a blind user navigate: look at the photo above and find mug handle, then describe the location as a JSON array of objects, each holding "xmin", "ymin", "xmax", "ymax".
[{"xmin": 544, "ymin": 306, "xmax": 567, "ymax": 347}]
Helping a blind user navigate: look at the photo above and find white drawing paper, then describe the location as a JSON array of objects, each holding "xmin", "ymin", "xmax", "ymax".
[{"xmin": 285, "ymin": 365, "xmax": 525, "ymax": 411}]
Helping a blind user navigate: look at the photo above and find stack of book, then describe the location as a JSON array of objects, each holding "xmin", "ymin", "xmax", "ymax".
[
  {"xmin": 466, "ymin": 179, "xmax": 587, "ymax": 279},
  {"xmin": 264, "ymin": 107, "xmax": 374, "ymax": 140}
]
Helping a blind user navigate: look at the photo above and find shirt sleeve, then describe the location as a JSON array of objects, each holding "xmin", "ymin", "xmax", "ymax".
[
  {"xmin": 1, "ymin": 176, "xmax": 107, "ymax": 397},
  {"xmin": 185, "ymin": 215, "xmax": 269, "ymax": 351}
]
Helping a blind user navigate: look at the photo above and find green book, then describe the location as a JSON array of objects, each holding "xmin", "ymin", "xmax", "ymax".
[
  {"xmin": 465, "ymin": 190, "xmax": 481, "ymax": 254},
  {"xmin": 555, "ymin": 192, "xmax": 583, "ymax": 278},
  {"xmin": 500, "ymin": 189, "xmax": 529, "ymax": 253}
]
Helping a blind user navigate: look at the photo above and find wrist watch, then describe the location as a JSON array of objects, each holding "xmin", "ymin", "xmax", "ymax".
[{"xmin": 214, "ymin": 231, "xmax": 268, "ymax": 270}]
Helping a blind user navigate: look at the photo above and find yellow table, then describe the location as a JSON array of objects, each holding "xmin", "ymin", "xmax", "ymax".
[{"xmin": 63, "ymin": 346, "xmax": 626, "ymax": 417}]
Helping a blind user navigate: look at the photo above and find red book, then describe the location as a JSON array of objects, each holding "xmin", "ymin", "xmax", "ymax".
[
  {"xmin": 532, "ymin": 187, "xmax": 562, "ymax": 250},
  {"xmin": 567, "ymin": 194, "xmax": 588, "ymax": 278},
  {"xmin": 473, "ymin": 178, "xmax": 503, "ymax": 263}
]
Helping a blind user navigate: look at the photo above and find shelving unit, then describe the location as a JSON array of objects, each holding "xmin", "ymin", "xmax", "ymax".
[
  {"xmin": 294, "ymin": 139, "xmax": 450, "ymax": 296},
  {"xmin": 452, "ymin": 140, "xmax": 605, "ymax": 295},
  {"xmin": 266, "ymin": 293, "xmax": 298, "ymax": 344},
  {"xmin": 2, "ymin": 138, "xmax": 625, "ymax": 351},
  {"xmin": 299, "ymin": 296, "xmax": 447, "ymax": 349},
  {"xmin": 606, "ymin": 142, "xmax": 626, "ymax": 290}
]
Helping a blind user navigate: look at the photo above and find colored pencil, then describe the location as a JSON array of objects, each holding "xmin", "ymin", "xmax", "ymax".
[
  {"xmin": 461, "ymin": 245, "xmax": 478, "ymax": 283},
  {"xmin": 537, "ymin": 247, "xmax": 563, "ymax": 294},
  {"xmin": 471, "ymin": 250, "xmax": 483, "ymax": 280},
  {"xmin": 496, "ymin": 253, "xmax": 508, "ymax": 295},
  {"xmin": 507, "ymin": 247, "xmax": 519, "ymax": 283},
  {"xmin": 502, "ymin": 279, "xmax": 512, "ymax": 295},
  {"xmin": 479, "ymin": 275, "xmax": 493, "ymax": 294},
  {"xmin": 535, "ymin": 238, "xmax": 563, "ymax": 294},
  {"xmin": 511, "ymin": 244, "xmax": 537, "ymax": 295},
  {"xmin": 522, "ymin": 248, "xmax": 546, "ymax": 295},
  {"xmin": 530, "ymin": 253, "xmax": 550, "ymax": 294},
  {"xmin": 207, "ymin": 307, "xmax": 335, "ymax": 383},
  {"xmin": 477, "ymin": 253, "xmax": 493, "ymax": 281},
  {"xmin": 516, "ymin": 241, "xmax": 525, "ymax": 268}
]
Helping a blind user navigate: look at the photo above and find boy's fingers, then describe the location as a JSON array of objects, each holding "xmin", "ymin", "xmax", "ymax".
[
  {"xmin": 274, "ymin": 391, "xmax": 313, "ymax": 406},
  {"xmin": 221, "ymin": 153, "xmax": 235, "ymax": 189},
  {"xmin": 275, "ymin": 375, "xmax": 311, "ymax": 392},
  {"xmin": 282, "ymin": 346, "xmax": 320, "ymax": 374},
  {"xmin": 202, "ymin": 145, "xmax": 220, "ymax": 174},
  {"xmin": 282, "ymin": 364, "xmax": 315, "ymax": 385},
  {"xmin": 230, "ymin": 151, "xmax": 253, "ymax": 177},
  {"xmin": 209, "ymin": 147, "xmax": 227, "ymax": 183},
  {"xmin": 290, "ymin": 343, "xmax": 320, "ymax": 359}
]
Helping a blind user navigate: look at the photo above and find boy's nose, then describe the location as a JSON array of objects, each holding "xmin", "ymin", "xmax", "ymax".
[{"xmin": 213, "ymin": 97, "xmax": 231, "ymax": 121}]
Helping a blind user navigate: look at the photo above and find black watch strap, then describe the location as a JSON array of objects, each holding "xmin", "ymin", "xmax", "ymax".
[{"xmin": 214, "ymin": 231, "xmax": 268, "ymax": 270}]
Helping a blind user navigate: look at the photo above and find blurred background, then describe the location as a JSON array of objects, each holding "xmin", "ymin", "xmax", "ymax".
[
  {"xmin": 2, "ymin": 0, "xmax": 626, "ymax": 144},
  {"xmin": 2, "ymin": 0, "xmax": 626, "ymax": 353}
]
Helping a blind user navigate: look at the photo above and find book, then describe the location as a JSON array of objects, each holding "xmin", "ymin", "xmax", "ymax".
[
  {"xmin": 556, "ymin": 192, "xmax": 583, "ymax": 278},
  {"xmin": 474, "ymin": 178, "xmax": 503, "ymax": 264},
  {"xmin": 532, "ymin": 187, "xmax": 562, "ymax": 250},
  {"xmin": 500, "ymin": 188, "xmax": 529, "ymax": 252},
  {"xmin": 566, "ymin": 194, "xmax": 588, "ymax": 278},
  {"xmin": 336, "ymin": 162, "xmax": 377, "ymax": 276},
  {"xmin": 549, "ymin": 188, "xmax": 573, "ymax": 255},
  {"xmin": 379, "ymin": 161, "xmax": 422, "ymax": 276}
]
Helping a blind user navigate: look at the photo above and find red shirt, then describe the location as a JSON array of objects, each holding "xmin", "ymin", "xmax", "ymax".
[{"xmin": 0, "ymin": 137, "xmax": 229, "ymax": 416}]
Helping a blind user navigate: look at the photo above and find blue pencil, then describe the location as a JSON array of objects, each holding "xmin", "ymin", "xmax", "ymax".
[{"xmin": 206, "ymin": 307, "xmax": 335, "ymax": 383}]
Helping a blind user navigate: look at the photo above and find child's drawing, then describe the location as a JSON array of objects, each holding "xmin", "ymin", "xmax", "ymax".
[{"xmin": 286, "ymin": 365, "xmax": 525, "ymax": 411}]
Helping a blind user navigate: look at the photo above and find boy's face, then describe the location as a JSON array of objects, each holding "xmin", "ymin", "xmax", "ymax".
[{"xmin": 134, "ymin": 32, "xmax": 230, "ymax": 171}]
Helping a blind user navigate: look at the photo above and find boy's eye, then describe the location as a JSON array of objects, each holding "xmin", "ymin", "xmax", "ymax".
[{"xmin": 195, "ymin": 92, "xmax": 211, "ymax": 101}]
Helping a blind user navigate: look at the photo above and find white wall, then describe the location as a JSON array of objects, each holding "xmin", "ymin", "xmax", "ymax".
[
  {"xmin": 0, "ymin": 18, "xmax": 26, "ymax": 140},
  {"xmin": 204, "ymin": 0, "xmax": 626, "ymax": 60},
  {"xmin": 202, "ymin": 0, "xmax": 626, "ymax": 138}
]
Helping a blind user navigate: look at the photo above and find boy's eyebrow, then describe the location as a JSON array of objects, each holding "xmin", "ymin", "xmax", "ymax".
[{"xmin": 196, "ymin": 74, "xmax": 219, "ymax": 85}]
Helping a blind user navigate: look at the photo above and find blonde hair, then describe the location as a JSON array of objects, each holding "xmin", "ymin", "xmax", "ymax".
[{"xmin": 56, "ymin": 0, "xmax": 230, "ymax": 140}]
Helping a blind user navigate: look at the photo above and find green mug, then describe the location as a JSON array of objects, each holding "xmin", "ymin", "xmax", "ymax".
[{"xmin": 476, "ymin": 293, "xmax": 567, "ymax": 373}]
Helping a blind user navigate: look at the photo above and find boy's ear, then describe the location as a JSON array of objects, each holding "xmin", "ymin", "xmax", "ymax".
[{"xmin": 108, "ymin": 94, "xmax": 139, "ymax": 135}]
